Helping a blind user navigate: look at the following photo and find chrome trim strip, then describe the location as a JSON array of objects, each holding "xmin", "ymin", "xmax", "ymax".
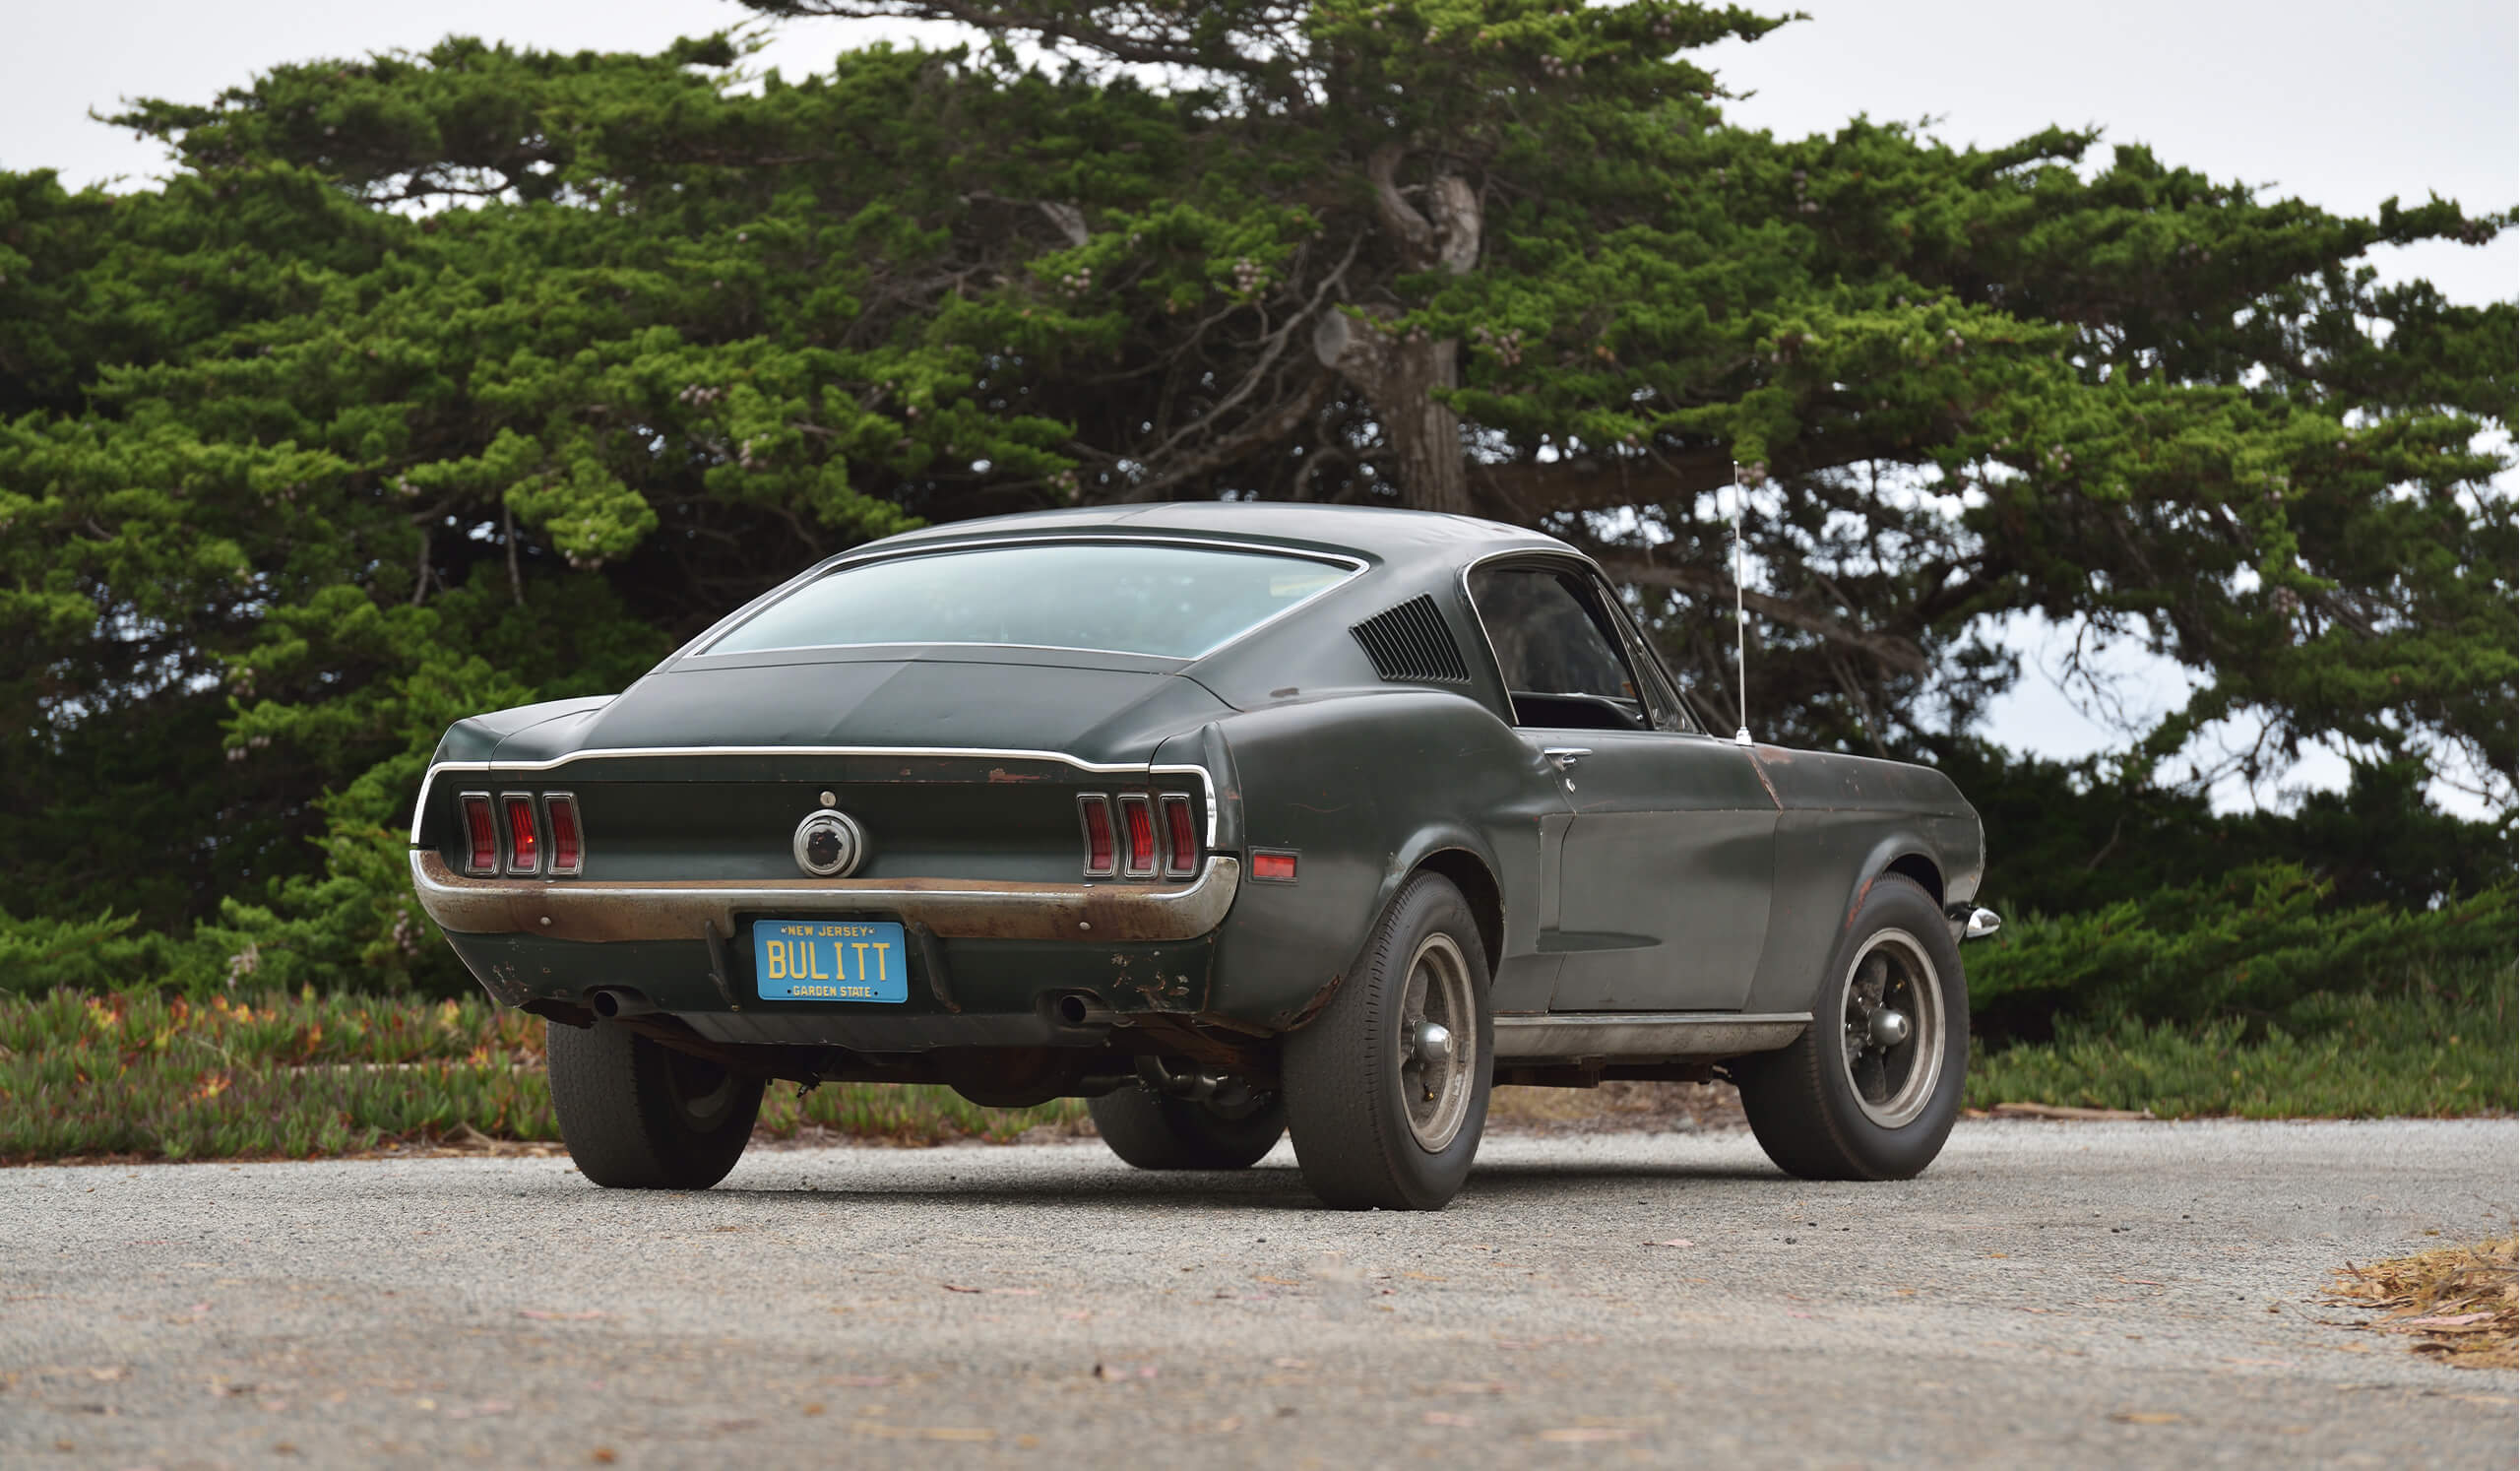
[
  {"xmin": 1458, "ymin": 546, "xmax": 1698, "ymax": 734},
  {"xmin": 410, "ymin": 750, "xmax": 1221, "ymax": 850},
  {"xmin": 410, "ymin": 851, "xmax": 1241, "ymax": 946},
  {"xmin": 1491, "ymin": 1011, "xmax": 1812, "ymax": 1061}
]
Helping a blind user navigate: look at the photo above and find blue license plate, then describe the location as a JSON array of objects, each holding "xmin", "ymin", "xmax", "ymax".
[{"xmin": 752, "ymin": 919, "xmax": 909, "ymax": 1002}]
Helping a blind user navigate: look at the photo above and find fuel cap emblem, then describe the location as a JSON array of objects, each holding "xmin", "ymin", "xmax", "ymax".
[{"xmin": 791, "ymin": 808, "xmax": 867, "ymax": 878}]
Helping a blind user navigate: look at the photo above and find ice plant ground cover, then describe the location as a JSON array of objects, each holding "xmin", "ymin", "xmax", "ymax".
[
  {"xmin": 0, "ymin": 990, "xmax": 1082, "ymax": 1163},
  {"xmin": 0, "ymin": 975, "xmax": 2506, "ymax": 1166}
]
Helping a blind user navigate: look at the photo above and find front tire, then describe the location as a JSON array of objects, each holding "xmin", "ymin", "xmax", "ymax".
[
  {"xmin": 1735, "ymin": 874, "xmax": 1968, "ymax": 1181},
  {"xmin": 1088, "ymin": 1085, "xmax": 1286, "ymax": 1170},
  {"xmin": 1282, "ymin": 872, "xmax": 1493, "ymax": 1210},
  {"xmin": 546, "ymin": 1019, "xmax": 764, "ymax": 1190}
]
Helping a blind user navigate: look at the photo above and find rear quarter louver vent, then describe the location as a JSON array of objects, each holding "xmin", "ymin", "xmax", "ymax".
[{"xmin": 1350, "ymin": 595, "xmax": 1472, "ymax": 685}]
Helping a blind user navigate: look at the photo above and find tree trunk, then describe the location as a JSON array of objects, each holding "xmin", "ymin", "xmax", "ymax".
[
  {"xmin": 1313, "ymin": 311, "xmax": 1471, "ymax": 514},
  {"xmin": 1315, "ymin": 150, "xmax": 1480, "ymax": 515}
]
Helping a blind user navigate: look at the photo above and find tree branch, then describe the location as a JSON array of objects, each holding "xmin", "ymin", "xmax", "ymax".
[
  {"xmin": 1600, "ymin": 554, "xmax": 1930, "ymax": 675},
  {"xmin": 752, "ymin": 0, "xmax": 1264, "ymax": 74}
]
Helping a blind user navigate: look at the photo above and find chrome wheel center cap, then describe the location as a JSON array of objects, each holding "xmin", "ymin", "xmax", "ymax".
[
  {"xmin": 1413, "ymin": 1021, "xmax": 1455, "ymax": 1067},
  {"xmin": 1867, "ymin": 1007, "xmax": 1912, "ymax": 1049}
]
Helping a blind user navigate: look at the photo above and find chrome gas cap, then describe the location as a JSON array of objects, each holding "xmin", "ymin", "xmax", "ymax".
[{"xmin": 791, "ymin": 808, "xmax": 868, "ymax": 878}]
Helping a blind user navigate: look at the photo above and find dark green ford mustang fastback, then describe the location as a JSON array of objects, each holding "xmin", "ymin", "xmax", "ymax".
[{"xmin": 410, "ymin": 503, "xmax": 1997, "ymax": 1209}]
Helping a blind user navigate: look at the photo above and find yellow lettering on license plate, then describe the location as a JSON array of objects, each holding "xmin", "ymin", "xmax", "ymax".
[{"xmin": 753, "ymin": 920, "xmax": 907, "ymax": 1003}]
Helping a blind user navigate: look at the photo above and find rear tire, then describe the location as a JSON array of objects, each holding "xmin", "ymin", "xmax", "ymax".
[
  {"xmin": 1088, "ymin": 1085, "xmax": 1286, "ymax": 1170},
  {"xmin": 1282, "ymin": 872, "xmax": 1492, "ymax": 1210},
  {"xmin": 1735, "ymin": 874, "xmax": 1968, "ymax": 1181},
  {"xmin": 546, "ymin": 1019, "xmax": 764, "ymax": 1190}
]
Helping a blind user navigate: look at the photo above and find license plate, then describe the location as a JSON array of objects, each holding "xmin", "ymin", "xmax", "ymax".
[{"xmin": 751, "ymin": 920, "xmax": 909, "ymax": 1002}]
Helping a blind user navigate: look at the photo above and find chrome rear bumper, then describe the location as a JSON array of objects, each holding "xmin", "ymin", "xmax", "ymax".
[{"xmin": 409, "ymin": 851, "xmax": 1240, "ymax": 945}]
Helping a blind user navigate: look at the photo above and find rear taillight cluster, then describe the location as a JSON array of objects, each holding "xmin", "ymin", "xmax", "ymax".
[
  {"xmin": 1077, "ymin": 792, "xmax": 1200, "ymax": 880},
  {"xmin": 459, "ymin": 792, "xmax": 583, "ymax": 877}
]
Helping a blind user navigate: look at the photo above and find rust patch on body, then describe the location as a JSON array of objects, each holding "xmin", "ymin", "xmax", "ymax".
[
  {"xmin": 1744, "ymin": 750, "xmax": 1786, "ymax": 811},
  {"xmin": 985, "ymin": 767, "xmax": 1040, "ymax": 784},
  {"xmin": 1843, "ymin": 873, "xmax": 1876, "ymax": 933}
]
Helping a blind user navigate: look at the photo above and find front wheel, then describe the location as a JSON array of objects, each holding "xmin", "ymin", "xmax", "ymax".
[
  {"xmin": 546, "ymin": 1019, "xmax": 765, "ymax": 1189},
  {"xmin": 1735, "ymin": 874, "xmax": 1968, "ymax": 1181},
  {"xmin": 1282, "ymin": 872, "xmax": 1493, "ymax": 1210}
]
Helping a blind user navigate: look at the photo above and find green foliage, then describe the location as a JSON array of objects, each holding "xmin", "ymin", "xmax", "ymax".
[
  {"xmin": 0, "ymin": 8, "xmax": 2507, "ymax": 994},
  {"xmin": 1967, "ymin": 863, "xmax": 2516, "ymax": 1041},
  {"xmin": 1943, "ymin": 740, "xmax": 2513, "ymax": 919},
  {"xmin": 1967, "ymin": 960, "xmax": 2516, "ymax": 1119},
  {"xmin": 0, "ymin": 909, "xmax": 203, "ymax": 995},
  {"xmin": 0, "ymin": 988, "xmax": 1083, "ymax": 1162}
]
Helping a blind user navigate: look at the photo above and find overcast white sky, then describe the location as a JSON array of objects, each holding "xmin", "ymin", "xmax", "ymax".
[{"xmin": 4, "ymin": 1, "xmax": 2512, "ymax": 805}]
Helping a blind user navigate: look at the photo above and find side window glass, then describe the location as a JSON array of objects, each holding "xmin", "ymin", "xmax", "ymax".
[
  {"xmin": 1594, "ymin": 580, "xmax": 1694, "ymax": 735},
  {"xmin": 1468, "ymin": 566, "xmax": 1648, "ymax": 732}
]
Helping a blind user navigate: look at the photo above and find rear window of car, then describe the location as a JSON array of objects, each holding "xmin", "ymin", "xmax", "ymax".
[{"xmin": 704, "ymin": 541, "xmax": 1356, "ymax": 661}]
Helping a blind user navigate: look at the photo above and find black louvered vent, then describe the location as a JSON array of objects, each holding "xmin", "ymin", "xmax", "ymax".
[{"xmin": 1350, "ymin": 595, "xmax": 1472, "ymax": 685}]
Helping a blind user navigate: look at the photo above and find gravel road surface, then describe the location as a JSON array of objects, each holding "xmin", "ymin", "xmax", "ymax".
[{"xmin": 5, "ymin": 1119, "xmax": 2513, "ymax": 1468}]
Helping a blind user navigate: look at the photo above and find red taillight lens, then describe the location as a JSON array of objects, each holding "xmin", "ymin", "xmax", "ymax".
[
  {"xmin": 1161, "ymin": 794, "xmax": 1198, "ymax": 878},
  {"xmin": 1079, "ymin": 795, "xmax": 1116, "ymax": 878},
  {"xmin": 1119, "ymin": 795, "xmax": 1158, "ymax": 877},
  {"xmin": 501, "ymin": 794, "xmax": 539, "ymax": 874},
  {"xmin": 1251, "ymin": 850, "xmax": 1297, "ymax": 882},
  {"xmin": 461, "ymin": 794, "xmax": 498, "ymax": 875},
  {"xmin": 544, "ymin": 795, "xmax": 582, "ymax": 875}
]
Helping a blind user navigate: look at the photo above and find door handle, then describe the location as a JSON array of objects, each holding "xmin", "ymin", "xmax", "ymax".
[{"xmin": 1544, "ymin": 747, "xmax": 1592, "ymax": 770}]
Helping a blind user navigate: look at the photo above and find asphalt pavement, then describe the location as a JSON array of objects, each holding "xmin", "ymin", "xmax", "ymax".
[{"xmin": 4, "ymin": 1119, "xmax": 2514, "ymax": 1468}]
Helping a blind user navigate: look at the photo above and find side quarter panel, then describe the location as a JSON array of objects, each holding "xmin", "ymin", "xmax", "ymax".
[
  {"xmin": 1202, "ymin": 690, "xmax": 1566, "ymax": 1029},
  {"xmin": 1742, "ymin": 747, "xmax": 1985, "ymax": 1015}
]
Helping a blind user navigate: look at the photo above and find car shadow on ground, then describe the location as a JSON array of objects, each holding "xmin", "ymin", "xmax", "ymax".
[{"xmin": 518, "ymin": 1155, "xmax": 1796, "ymax": 1213}]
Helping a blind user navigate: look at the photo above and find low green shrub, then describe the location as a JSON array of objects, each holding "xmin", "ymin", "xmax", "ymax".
[
  {"xmin": 1967, "ymin": 863, "xmax": 2515, "ymax": 1042},
  {"xmin": 1967, "ymin": 960, "xmax": 2517, "ymax": 1119}
]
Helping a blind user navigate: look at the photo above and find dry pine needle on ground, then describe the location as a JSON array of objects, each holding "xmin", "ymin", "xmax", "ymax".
[{"xmin": 2323, "ymin": 1235, "xmax": 2517, "ymax": 1370}]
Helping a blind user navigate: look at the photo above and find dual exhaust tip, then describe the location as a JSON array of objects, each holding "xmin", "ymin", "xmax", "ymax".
[{"xmin": 588, "ymin": 988, "xmax": 660, "ymax": 1019}]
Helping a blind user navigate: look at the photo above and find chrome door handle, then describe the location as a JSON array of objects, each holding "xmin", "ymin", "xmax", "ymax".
[{"xmin": 1544, "ymin": 747, "xmax": 1592, "ymax": 770}]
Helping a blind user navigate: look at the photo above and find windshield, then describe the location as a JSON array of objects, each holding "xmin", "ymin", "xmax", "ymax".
[{"xmin": 705, "ymin": 541, "xmax": 1355, "ymax": 661}]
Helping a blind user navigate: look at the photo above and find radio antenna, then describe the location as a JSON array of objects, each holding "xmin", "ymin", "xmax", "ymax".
[{"xmin": 1730, "ymin": 461, "xmax": 1753, "ymax": 747}]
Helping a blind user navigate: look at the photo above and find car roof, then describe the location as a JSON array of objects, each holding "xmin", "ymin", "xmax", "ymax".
[{"xmin": 862, "ymin": 502, "xmax": 1575, "ymax": 572}]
